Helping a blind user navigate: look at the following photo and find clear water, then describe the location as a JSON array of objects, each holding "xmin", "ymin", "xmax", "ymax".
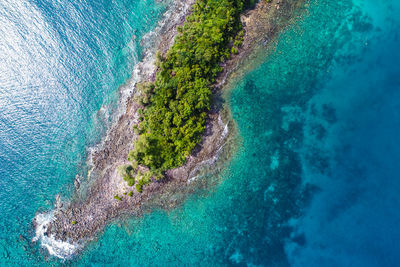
[
  {"xmin": 0, "ymin": 0, "xmax": 166, "ymax": 264},
  {"xmin": 1, "ymin": 0, "xmax": 399, "ymax": 266}
]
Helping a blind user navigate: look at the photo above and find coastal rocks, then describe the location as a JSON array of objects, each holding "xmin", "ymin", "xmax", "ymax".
[
  {"xmin": 35, "ymin": 0, "xmax": 306, "ymax": 259},
  {"xmin": 74, "ymin": 175, "xmax": 80, "ymax": 190}
]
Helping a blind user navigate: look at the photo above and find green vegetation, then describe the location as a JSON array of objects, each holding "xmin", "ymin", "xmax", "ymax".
[
  {"xmin": 133, "ymin": 82, "xmax": 155, "ymax": 106},
  {"xmin": 118, "ymin": 164, "xmax": 136, "ymax": 187},
  {"xmin": 123, "ymin": 0, "xmax": 253, "ymax": 192},
  {"xmin": 71, "ymin": 220, "xmax": 77, "ymax": 225},
  {"xmin": 135, "ymin": 184, "xmax": 143, "ymax": 193},
  {"xmin": 117, "ymin": 164, "xmax": 153, "ymax": 193},
  {"xmin": 127, "ymin": 191, "xmax": 133, "ymax": 197},
  {"xmin": 114, "ymin": 195, "xmax": 122, "ymax": 201}
]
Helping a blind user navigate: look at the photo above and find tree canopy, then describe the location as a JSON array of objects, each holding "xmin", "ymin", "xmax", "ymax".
[{"xmin": 129, "ymin": 0, "xmax": 251, "ymax": 179}]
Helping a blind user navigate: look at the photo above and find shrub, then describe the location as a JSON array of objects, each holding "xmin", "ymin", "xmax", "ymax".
[
  {"xmin": 131, "ymin": 161, "xmax": 138, "ymax": 170},
  {"xmin": 127, "ymin": 177, "xmax": 135, "ymax": 187},
  {"xmin": 134, "ymin": 82, "xmax": 155, "ymax": 106},
  {"xmin": 135, "ymin": 184, "xmax": 143, "ymax": 193},
  {"xmin": 142, "ymin": 171, "xmax": 152, "ymax": 184},
  {"xmin": 233, "ymin": 39, "xmax": 243, "ymax": 47},
  {"xmin": 153, "ymin": 170, "xmax": 164, "ymax": 181},
  {"xmin": 114, "ymin": 195, "xmax": 122, "ymax": 201}
]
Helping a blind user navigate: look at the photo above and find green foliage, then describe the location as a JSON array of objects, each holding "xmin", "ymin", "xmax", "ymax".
[
  {"xmin": 114, "ymin": 195, "xmax": 122, "ymax": 201},
  {"xmin": 135, "ymin": 170, "xmax": 142, "ymax": 182},
  {"xmin": 126, "ymin": 178, "xmax": 135, "ymax": 187},
  {"xmin": 134, "ymin": 82, "xmax": 155, "ymax": 106},
  {"xmin": 143, "ymin": 171, "xmax": 153, "ymax": 183},
  {"xmin": 131, "ymin": 160, "xmax": 138, "ymax": 170},
  {"xmin": 128, "ymin": 191, "xmax": 133, "ymax": 197},
  {"xmin": 233, "ymin": 39, "xmax": 242, "ymax": 47},
  {"xmin": 71, "ymin": 220, "xmax": 77, "ymax": 225},
  {"xmin": 153, "ymin": 170, "xmax": 164, "ymax": 181},
  {"xmin": 129, "ymin": 0, "xmax": 248, "ymax": 173},
  {"xmin": 119, "ymin": 164, "xmax": 136, "ymax": 187},
  {"xmin": 137, "ymin": 171, "xmax": 152, "ymax": 186},
  {"xmin": 244, "ymin": 0, "xmax": 257, "ymax": 6},
  {"xmin": 135, "ymin": 184, "xmax": 143, "ymax": 193},
  {"xmin": 132, "ymin": 125, "xmax": 140, "ymax": 134}
]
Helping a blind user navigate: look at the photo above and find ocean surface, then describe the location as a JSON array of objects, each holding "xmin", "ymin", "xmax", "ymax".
[{"xmin": 0, "ymin": 0, "xmax": 399, "ymax": 266}]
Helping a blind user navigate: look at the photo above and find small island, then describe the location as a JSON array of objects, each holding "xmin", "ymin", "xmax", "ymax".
[
  {"xmin": 33, "ymin": 0, "xmax": 304, "ymax": 258},
  {"xmin": 123, "ymin": 0, "xmax": 250, "ymax": 193}
]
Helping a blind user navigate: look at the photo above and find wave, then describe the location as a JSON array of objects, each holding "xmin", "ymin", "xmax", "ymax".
[{"xmin": 32, "ymin": 210, "xmax": 81, "ymax": 260}]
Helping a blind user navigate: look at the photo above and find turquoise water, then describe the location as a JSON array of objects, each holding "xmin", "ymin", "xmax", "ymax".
[
  {"xmin": 0, "ymin": 0, "xmax": 166, "ymax": 264},
  {"xmin": 1, "ymin": 0, "xmax": 400, "ymax": 266}
]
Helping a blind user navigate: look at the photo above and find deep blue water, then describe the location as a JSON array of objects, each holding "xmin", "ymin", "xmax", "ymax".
[
  {"xmin": 1, "ymin": 0, "xmax": 400, "ymax": 266},
  {"xmin": 285, "ymin": 1, "xmax": 400, "ymax": 265}
]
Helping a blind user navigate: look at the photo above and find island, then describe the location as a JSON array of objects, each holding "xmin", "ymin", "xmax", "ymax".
[{"xmin": 33, "ymin": 0, "xmax": 305, "ymax": 259}]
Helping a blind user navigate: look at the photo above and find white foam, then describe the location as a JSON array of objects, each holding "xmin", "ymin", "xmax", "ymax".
[
  {"xmin": 32, "ymin": 211, "xmax": 81, "ymax": 259},
  {"xmin": 218, "ymin": 114, "xmax": 229, "ymax": 139}
]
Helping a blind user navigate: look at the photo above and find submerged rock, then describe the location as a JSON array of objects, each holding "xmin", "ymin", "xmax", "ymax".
[{"xmin": 74, "ymin": 175, "xmax": 80, "ymax": 190}]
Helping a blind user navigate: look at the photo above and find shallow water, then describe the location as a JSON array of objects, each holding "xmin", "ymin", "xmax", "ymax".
[{"xmin": 1, "ymin": 0, "xmax": 399, "ymax": 265}]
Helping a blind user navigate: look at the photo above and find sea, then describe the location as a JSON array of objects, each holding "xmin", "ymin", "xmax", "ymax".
[{"xmin": 0, "ymin": 0, "xmax": 399, "ymax": 266}]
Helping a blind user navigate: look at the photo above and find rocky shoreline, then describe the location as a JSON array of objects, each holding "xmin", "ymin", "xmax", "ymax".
[{"xmin": 33, "ymin": 0, "xmax": 305, "ymax": 258}]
